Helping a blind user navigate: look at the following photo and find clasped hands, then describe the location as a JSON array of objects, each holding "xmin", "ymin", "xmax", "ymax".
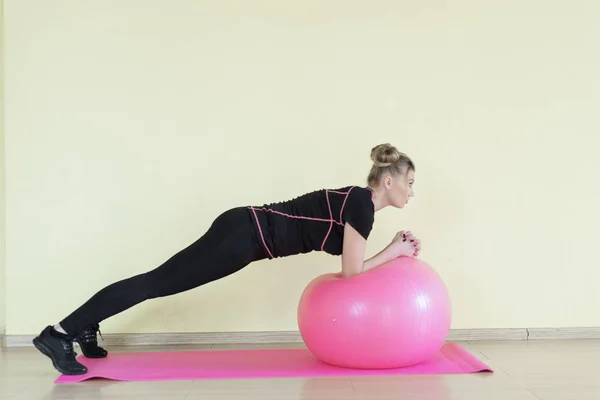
[{"xmin": 389, "ymin": 230, "xmax": 421, "ymax": 258}]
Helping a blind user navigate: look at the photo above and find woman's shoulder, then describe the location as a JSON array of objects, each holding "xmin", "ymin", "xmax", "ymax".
[
  {"xmin": 331, "ymin": 185, "xmax": 373, "ymax": 202},
  {"xmin": 329, "ymin": 185, "xmax": 371, "ymax": 194},
  {"xmin": 289, "ymin": 185, "xmax": 371, "ymax": 200},
  {"xmin": 328, "ymin": 185, "xmax": 374, "ymax": 214},
  {"xmin": 335, "ymin": 186, "xmax": 374, "ymax": 239}
]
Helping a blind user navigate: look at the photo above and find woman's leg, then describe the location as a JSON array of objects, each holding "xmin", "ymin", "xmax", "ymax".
[
  {"xmin": 33, "ymin": 207, "xmax": 266, "ymax": 375},
  {"xmin": 60, "ymin": 207, "xmax": 264, "ymax": 334}
]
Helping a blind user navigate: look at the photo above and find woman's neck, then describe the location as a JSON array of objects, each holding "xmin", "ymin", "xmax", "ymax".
[{"xmin": 367, "ymin": 186, "xmax": 388, "ymax": 212}]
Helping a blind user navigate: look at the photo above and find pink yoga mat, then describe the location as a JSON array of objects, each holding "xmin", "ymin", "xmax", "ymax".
[{"xmin": 55, "ymin": 343, "xmax": 492, "ymax": 383}]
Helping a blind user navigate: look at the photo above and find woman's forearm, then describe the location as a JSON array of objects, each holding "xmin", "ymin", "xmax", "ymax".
[{"xmin": 361, "ymin": 244, "xmax": 399, "ymax": 273}]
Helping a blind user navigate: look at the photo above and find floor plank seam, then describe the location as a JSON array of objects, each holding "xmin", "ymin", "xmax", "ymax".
[
  {"xmin": 527, "ymin": 388, "xmax": 542, "ymax": 400},
  {"xmin": 500, "ymin": 367, "xmax": 513, "ymax": 378},
  {"xmin": 350, "ymin": 380, "xmax": 356, "ymax": 393}
]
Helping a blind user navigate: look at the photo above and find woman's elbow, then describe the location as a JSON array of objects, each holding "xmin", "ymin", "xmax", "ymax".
[{"xmin": 341, "ymin": 263, "xmax": 363, "ymax": 278}]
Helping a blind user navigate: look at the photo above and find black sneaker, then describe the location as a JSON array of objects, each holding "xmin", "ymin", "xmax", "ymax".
[
  {"xmin": 74, "ymin": 323, "xmax": 108, "ymax": 358},
  {"xmin": 32, "ymin": 326, "xmax": 88, "ymax": 375}
]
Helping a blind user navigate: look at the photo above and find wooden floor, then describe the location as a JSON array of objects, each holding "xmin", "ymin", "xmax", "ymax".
[{"xmin": 1, "ymin": 339, "xmax": 598, "ymax": 399}]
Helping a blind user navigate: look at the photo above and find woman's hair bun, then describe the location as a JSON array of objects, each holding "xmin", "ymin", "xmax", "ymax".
[{"xmin": 370, "ymin": 143, "xmax": 401, "ymax": 167}]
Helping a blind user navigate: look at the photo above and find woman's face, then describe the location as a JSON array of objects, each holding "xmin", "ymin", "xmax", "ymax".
[{"xmin": 385, "ymin": 169, "xmax": 415, "ymax": 208}]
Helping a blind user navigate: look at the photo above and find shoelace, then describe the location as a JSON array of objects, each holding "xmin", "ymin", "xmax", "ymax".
[
  {"xmin": 61, "ymin": 339, "xmax": 76, "ymax": 357},
  {"xmin": 80, "ymin": 326, "xmax": 103, "ymax": 344}
]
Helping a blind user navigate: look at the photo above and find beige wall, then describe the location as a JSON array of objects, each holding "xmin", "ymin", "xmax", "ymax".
[
  {"xmin": 0, "ymin": 0, "xmax": 5, "ymax": 337},
  {"xmin": 4, "ymin": 1, "xmax": 600, "ymax": 335}
]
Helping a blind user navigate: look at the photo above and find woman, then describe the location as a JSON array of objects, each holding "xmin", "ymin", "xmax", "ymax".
[{"xmin": 33, "ymin": 143, "xmax": 420, "ymax": 375}]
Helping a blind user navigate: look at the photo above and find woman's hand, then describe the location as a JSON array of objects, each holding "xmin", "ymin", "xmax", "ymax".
[
  {"xmin": 342, "ymin": 225, "xmax": 422, "ymax": 278},
  {"xmin": 390, "ymin": 230, "xmax": 421, "ymax": 258}
]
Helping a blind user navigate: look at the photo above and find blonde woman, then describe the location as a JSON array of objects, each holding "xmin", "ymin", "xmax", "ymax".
[{"xmin": 33, "ymin": 143, "xmax": 420, "ymax": 375}]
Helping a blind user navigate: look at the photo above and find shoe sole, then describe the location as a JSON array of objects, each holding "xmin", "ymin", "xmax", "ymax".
[{"xmin": 32, "ymin": 337, "xmax": 88, "ymax": 376}]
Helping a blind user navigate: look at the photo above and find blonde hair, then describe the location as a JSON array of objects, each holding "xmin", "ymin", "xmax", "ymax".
[{"xmin": 367, "ymin": 143, "xmax": 415, "ymax": 186}]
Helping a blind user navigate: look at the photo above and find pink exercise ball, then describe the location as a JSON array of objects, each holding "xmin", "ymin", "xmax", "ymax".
[{"xmin": 297, "ymin": 256, "xmax": 452, "ymax": 369}]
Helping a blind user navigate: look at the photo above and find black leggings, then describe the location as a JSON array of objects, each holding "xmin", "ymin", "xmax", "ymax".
[{"xmin": 60, "ymin": 207, "xmax": 268, "ymax": 335}]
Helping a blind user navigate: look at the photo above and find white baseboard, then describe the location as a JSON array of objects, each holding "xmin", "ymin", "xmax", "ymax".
[
  {"xmin": 449, "ymin": 328, "xmax": 528, "ymax": 341},
  {"xmin": 4, "ymin": 330, "xmax": 303, "ymax": 347},
  {"xmin": 5, "ymin": 327, "xmax": 600, "ymax": 348},
  {"xmin": 527, "ymin": 327, "xmax": 600, "ymax": 340}
]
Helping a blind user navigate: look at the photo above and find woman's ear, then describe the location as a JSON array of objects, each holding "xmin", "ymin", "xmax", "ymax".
[{"xmin": 384, "ymin": 175, "xmax": 392, "ymax": 189}]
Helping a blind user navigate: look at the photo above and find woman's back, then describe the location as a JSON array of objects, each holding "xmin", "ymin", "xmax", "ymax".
[{"xmin": 248, "ymin": 186, "xmax": 375, "ymax": 258}]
